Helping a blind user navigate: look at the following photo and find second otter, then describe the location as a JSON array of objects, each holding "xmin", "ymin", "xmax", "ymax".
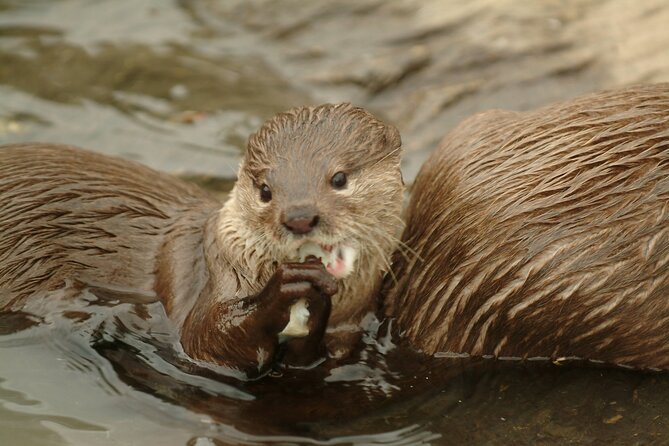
[
  {"xmin": 0, "ymin": 104, "xmax": 404, "ymax": 376},
  {"xmin": 385, "ymin": 83, "xmax": 669, "ymax": 370}
]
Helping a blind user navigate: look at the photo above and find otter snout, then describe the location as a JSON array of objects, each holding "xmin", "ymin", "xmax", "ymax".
[{"xmin": 282, "ymin": 206, "xmax": 320, "ymax": 235}]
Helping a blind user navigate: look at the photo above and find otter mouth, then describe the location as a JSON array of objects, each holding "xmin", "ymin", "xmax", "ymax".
[{"xmin": 297, "ymin": 241, "xmax": 357, "ymax": 279}]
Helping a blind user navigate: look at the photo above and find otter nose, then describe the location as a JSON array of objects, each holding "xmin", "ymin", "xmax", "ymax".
[{"xmin": 283, "ymin": 208, "xmax": 320, "ymax": 235}]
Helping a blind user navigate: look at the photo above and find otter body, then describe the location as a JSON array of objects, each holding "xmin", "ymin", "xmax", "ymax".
[
  {"xmin": 0, "ymin": 104, "xmax": 404, "ymax": 376},
  {"xmin": 386, "ymin": 83, "xmax": 669, "ymax": 370},
  {"xmin": 0, "ymin": 145, "xmax": 217, "ymax": 308},
  {"xmin": 3, "ymin": 85, "xmax": 668, "ymax": 373}
]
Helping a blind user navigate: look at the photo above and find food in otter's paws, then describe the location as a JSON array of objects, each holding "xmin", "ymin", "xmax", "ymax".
[
  {"xmin": 278, "ymin": 298, "xmax": 310, "ymax": 340},
  {"xmin": 278, "ymin": 243, "xmax": 358, "ymax": 341}
]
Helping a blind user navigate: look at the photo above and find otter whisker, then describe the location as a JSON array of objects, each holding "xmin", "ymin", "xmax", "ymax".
[
  {"xmin": 392, "ymin": 236, "xmax": 424, "ymax": 263},
  {"xmin": 347, "ymin": 220, "xmax": 398, "ymax": 285},
  {"xmin": 367, "ymin": 146, "xmax": 402, "ymax": 171},
  {"xmin": 363, "ymin": 226, "xmax": 399, "ymax": 286}
]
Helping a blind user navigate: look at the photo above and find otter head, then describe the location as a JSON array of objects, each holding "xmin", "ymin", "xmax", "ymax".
[{"xmin": 225, "ymin": 103, "xmax": 404, "ymax": 321}]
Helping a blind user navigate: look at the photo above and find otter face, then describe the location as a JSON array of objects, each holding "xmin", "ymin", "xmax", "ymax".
[{"xmin": 234, "ymin": 103, "xmax": 404, "ymax": 278}]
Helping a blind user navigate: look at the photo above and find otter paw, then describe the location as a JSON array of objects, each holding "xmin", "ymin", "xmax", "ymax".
[
  {"xmin": 271, "ymin": 261, "xmax": 337, "ymax": 341},
  {"xmin": 276, "ymin": 261, "xmax": 338, "ymax": 297}
]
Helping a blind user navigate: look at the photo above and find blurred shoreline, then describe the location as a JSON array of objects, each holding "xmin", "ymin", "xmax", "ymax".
[{"xmin": 1, "ymin": 0, "xmax": 668, "ymax": 184}]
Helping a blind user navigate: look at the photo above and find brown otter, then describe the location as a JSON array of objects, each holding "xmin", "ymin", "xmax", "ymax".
[
  {"xmin": 3, "ymin": 84, "xmax": 669, "ymax": 375},
  {"xmin": 385, "ymin": 83, "xmax": 669, "ymax": 370},
  {"xmin": 0, "ymin": 103, "xmax": 404, "ymax": 377}
]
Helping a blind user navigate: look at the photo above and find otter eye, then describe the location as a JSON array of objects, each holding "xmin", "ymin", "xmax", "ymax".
[
  {"xmin": 259, "ymin": 184, "xmax": 272, "ymax": 202},
  {"xmin": 331, "ymin": 171, "xmax": 347, "ymax": 189}
]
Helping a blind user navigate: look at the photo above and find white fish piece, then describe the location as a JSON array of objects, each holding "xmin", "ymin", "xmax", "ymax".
[{"xmin": 278, "ymin": 298, "xmax": 310, "ymax": 341}]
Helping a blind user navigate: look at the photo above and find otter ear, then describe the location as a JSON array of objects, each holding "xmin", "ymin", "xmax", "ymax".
[
  {"xmin": 382, "ymin": 124, "xmax": 402, "ymax": 157},
  {"xmin": 242, "ymin": 132, "xmax": 271, "ymax": 181}
]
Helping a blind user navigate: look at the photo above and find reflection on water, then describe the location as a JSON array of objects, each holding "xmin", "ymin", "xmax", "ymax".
[{"xmin": 1, "ymin": 0, "xmax": 669, "ymax": 444}]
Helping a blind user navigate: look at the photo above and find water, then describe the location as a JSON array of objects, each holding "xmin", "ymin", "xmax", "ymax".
[
  {"xmin": 2, "ymin": 290, "xmax": 668, "ymax": 445},
  {"xmin": 1, "ymin": 0, "xmax": 669, "ymax": 444}
]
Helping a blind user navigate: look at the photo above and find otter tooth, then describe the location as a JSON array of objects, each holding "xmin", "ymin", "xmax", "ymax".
[
  {"xmin": 297, "ymin": 242, "xmax": 326, "ymax": 264},
  {"xmin": 297, "ymin": 241, "xmax": 336, "ymax": 268}
]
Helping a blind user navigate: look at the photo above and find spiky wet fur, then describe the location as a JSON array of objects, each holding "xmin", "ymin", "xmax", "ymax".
[
  {"xmin": 0, "ymin": 103, "xmax": 404, "ymax": 365},
  {"xmin": 385, "ymin": 83, "xmax": 669, "ymax": 370},
  {"xmin": 216, "ymin": 104, "xmax": 404, "ymax": 349}
]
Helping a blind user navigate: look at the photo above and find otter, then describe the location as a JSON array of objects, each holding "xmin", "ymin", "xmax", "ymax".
[
  {"xmin": 2, "ymin": 84, "xmax": 668, "ymax": 375},
  {"xmin": 384, "ymin": 83, "xmax": 669, "ymax": 370},
  {"xmin": 0, "ymin": 103, "xmax": 404, "ymax": 377}
]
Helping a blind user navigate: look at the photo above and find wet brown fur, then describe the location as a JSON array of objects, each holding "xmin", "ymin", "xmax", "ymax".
[
  {"xmin": 385, "ymin": 83, "xmax": 669, "ymax": 370},
  {"xmin": 0, "ymin": 145, "xmax": 217, "ymax": 308},
  {"xmin": 0, "ymin": 103, "xmax": 403, "ymax": 373},
  {"xmin": 233, "ymin": 104, "xmax": 403, "ymax": 331}
]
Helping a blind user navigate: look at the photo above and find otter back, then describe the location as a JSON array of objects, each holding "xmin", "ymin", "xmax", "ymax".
[
  {"xmin": 0, "ymin": 144, "xmax": 218, "ymax": 310},
  {"xmin": 386, "ymin": 83, "xmax": 669, "ymax": 370}
]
